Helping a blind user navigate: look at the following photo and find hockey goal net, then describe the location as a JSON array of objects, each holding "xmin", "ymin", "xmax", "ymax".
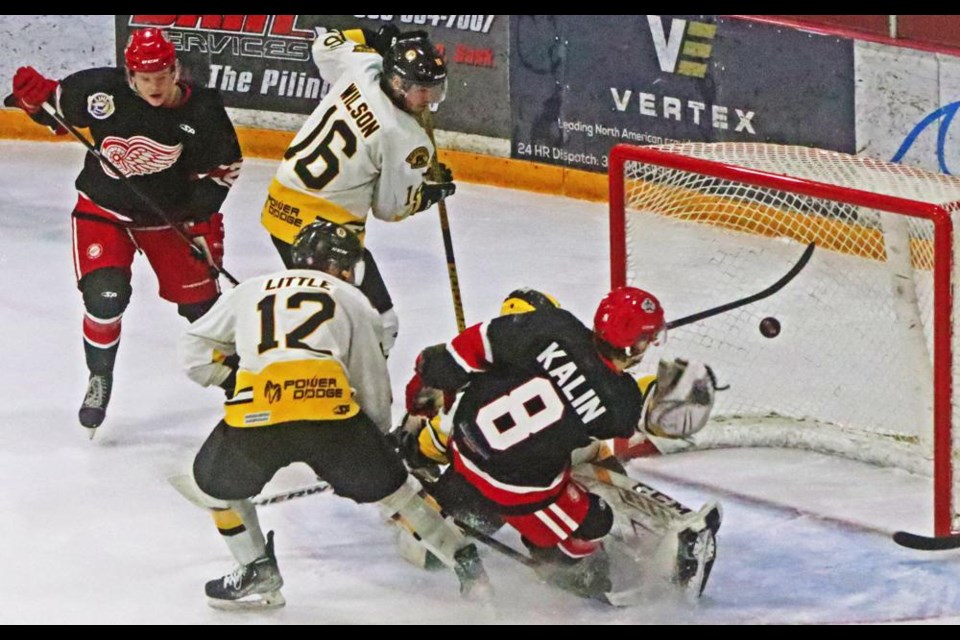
[{"xmin": 609, "ymin": 142, "xmax": 960, "ymax": 536}]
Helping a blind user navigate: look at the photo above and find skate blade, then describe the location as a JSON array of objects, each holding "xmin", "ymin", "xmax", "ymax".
[
  {"xmin": 207, "ymin": 590, "xmax": 286, "ymax": 611},
  {"xmin": 602, "ymin": 586, "xmax": 645, "ymax": 607},
  {"xmin": 460, "ymin": 576, "xmax": 494, "ymax": 602}
]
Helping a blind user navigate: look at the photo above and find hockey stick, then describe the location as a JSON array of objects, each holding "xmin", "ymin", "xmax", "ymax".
[
  {"xmin": 420, "ymin": 110, "xmax": 467, "ymax": 332},
  {"xmin": 253, "ymin": 481, "xmax": 332, "ymax": 506},
  {"xmin": 5, "ymin": 95, "xmax": 241, "ymax": 286},
  {"xmin": 248, "ymin": 472, "xmax": 536, "ymax": 570},
  {"xmin": 666, "ymin": 242, "xmax": 816, "ymax": 330},
  {"xmin": 454, "ymin": 520, "xmax": 538, "ymax": 567},
  {"xmin": 892, "ymin": 530, "xmax": 960, "ymax": 551},
  {"xmin": 169, "ymin": 473, "xmax": 332, "ymax": 509}
]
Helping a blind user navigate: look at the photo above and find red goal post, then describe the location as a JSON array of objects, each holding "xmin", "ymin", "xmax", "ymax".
[{"xmin": 608, "ymin": 142, "xmax": 960, "ymax": 536}]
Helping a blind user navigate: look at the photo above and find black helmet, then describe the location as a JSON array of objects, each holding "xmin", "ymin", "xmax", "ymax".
[
  {"xmin": 290, "ymin": 220, "xmax": 363, "ymax": 278},
  {"xmin": 381, "ymin": 34, "xmax": 447, "ymax": 110}
]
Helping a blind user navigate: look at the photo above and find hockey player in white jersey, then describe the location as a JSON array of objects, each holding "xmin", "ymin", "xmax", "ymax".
[
  {"xmin": 178, "ymin": 220, "xmax": 488, "ymax": 609},
  {"xmin": 261, "ymin": 25, "xmax": 454, "ymax": 355}
]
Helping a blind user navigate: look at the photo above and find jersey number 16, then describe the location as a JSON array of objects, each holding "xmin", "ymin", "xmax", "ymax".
[{"xmin": 284, "ymin": 105, "xmax": 357, "ymax": 191}]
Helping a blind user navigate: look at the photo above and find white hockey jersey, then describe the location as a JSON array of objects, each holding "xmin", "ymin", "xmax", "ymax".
[
  {"xmin": 261, "ymin": 29, "xmax": 435, "ymax": 244},
  {"xmin": 179, "ymin": 269, "xmax": 392, "ymax": 432}
]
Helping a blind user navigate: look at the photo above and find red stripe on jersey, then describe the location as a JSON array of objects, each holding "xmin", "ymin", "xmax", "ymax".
[
  {"xmin": 501, "ymin": 481, "xmax": 595, "ymax": 551},
  {"xmin": 83, "ymin": 313, "xmax": 121, "ymax": 348},
  {"xmin": 449, "ymin": 322, "xmax": 491, "ymax": 372},
  {"xmin": 558, "ymin": 535, "xmax": 600, "ymax": 559},
  {"xmin": 452, "ymin": 442, "xmax": 567, "ymax": 507}
]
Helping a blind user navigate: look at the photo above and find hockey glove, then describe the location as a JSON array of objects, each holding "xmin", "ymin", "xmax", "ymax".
[
  {"xmin": 366, "ymin": 24, "xmax": 401, "ymax": 56},
  {"xmin": 405, "ymin": 370, "xmax": 454, "ymax": 417},
  {"xmin": 12, "ymin": 66, "xmax": 58, "ymax": 114},
  {"xmin": 396, "ymin": 413, "xmax": 450, "ymax": 472},
  {"xmin": 429, "ymin": 162, "xmax": 454, "ymax": 183},
  {"xmin": 411, "ymin": 179, "xmax": 456, "ymax": 214},
  {"xmin": 184, "ymin": 212, "xmax": 225, "ymax": 267},
  {"xmin": 218, "ymin": 353, "xmax": 239, "ymax": 400}
]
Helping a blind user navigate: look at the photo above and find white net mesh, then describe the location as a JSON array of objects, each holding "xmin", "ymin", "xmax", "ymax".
[{"xmin": 615, "ymin": 143, "xmax": 960, "ymax": 528}]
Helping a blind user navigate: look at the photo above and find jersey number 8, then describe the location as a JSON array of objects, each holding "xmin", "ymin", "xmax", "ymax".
[{"xmin": 475, "ymin": 377, "xmax": 565, "ymax": 451}]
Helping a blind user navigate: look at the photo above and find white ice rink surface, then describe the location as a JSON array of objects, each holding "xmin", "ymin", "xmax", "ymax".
[{"xmin": 2, "ymin": 140, "xmax": 960, "ymax": 624}]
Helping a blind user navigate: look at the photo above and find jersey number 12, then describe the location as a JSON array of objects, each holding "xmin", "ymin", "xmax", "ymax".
[{"xmin": 257, "ymin": 292, "xmax": 336, "ymax": 354}]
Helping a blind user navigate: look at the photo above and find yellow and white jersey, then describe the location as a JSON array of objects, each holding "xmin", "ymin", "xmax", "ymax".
[
  {"xmin": 179, "ymin": 269, "xmax": 392, "ymax": 432},
  {"xmin": 262, "ymin": 29, "xmax": 435, "ymax": 244}
]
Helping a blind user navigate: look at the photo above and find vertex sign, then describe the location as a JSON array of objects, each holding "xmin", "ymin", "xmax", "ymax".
[{"xmin": 647, "ymin": 15, "xmax": 716, "ymax": 78}]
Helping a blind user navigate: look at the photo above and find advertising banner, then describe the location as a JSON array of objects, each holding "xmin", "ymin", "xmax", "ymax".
[
  {"xmin": 510, "ymin": 15, "xmax": 855, "ymax": 172},
  {"xmin": 116, "ymin": 15, "xmax": 509, "ymax": 137}
]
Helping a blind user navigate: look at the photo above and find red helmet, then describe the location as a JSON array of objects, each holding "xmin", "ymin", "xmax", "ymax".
[
  {"xmin": 594, "ymin": 287, "xmax": 665, "ymax": 354},
  {"xmin": 124, "ymin": 28, "xmax": 176, "ymax": 73}
]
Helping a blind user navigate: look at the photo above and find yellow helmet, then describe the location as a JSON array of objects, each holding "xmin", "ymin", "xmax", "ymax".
[{"xmin": 500, "ymin": 288, "xmax": 560, "ymax": 316}]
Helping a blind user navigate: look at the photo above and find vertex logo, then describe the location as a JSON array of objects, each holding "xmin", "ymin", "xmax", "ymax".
[{"xmin": 647, "ymin": 16, "xmax": 716, "ymax": 78}]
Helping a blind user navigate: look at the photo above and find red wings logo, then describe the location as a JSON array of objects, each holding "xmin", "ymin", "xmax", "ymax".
[{"xmin": 99, "ymin": 136, "xmax": 183, "ymax": 178}]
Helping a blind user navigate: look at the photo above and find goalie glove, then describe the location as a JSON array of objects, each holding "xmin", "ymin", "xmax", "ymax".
[{"xmin": 641, "ymin": 358, "xmax": 720, "ymax": 439}]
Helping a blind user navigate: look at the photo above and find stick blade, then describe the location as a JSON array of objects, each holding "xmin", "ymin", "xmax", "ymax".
[{"xmin": 893, "ymin": 530, "xmax": 960, "ymax": 550}]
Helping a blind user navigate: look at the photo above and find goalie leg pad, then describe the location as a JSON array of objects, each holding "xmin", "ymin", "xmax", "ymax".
[
  {"xmin": 653, "ymin": 501, "xmax": 722, "ymax": 600},
  {"xmin": 380, "ymin": 475, "xmax": 468, "ymax": 569},
  {"xmin": 381, "ymin": 475, "xmax": 492, "ymax": 598}
]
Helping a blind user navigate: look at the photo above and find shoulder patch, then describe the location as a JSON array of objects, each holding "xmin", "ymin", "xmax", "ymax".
[
  {"xmin": 323, "ymin": 31, "xmax": 346, "ymax": 47},
  {"xmin": 87, "ymin": 92, "xmax": 115, "ymax": 120},
  {"xmin": 405, "ymin": 146, "xmax": 430, "ymax": 170}
]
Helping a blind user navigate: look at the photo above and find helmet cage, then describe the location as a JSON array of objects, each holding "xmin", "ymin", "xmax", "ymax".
[
  {"xmin": 621, "ymin": 326, "xmax": 667, "ymax": 367},
  {"xmin": 388, "ymin": 74, "xmax": 447, "ymax": 109}
]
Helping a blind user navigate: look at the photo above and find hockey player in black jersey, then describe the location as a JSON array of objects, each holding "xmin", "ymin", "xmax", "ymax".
[
  {"xmin": 403, "ymin": 286, "xmax": 722, "ymax": 600},
  {"xmin": 9, "ymin": 28, "xmax": 243, "ymax": 434}
]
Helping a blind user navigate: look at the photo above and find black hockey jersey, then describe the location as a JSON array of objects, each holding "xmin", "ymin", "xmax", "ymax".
[
  {"xmin": 418, "ymin": 307, "xmax": 643, "ymax": 489},
  {"xmin": 34, "ymin": 67, "xmax": 241, "ymax": 226}
]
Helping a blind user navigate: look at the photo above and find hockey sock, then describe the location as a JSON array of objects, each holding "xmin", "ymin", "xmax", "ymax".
[{"xmin": 211, "ymin": 499, "xmax": 267, "ymax": 565}]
